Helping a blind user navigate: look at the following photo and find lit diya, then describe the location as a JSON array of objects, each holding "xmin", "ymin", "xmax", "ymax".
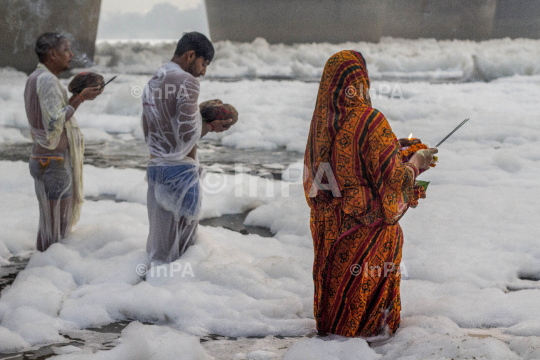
[
  {"xmin": 400, "ymin": 133, "xmax": 438, "ymax": 168},
  {"xmin": 401, "ymin": 118, "xmax": 470, "ymax": 191}
]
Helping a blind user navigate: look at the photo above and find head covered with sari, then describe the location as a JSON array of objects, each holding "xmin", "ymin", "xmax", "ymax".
[{"xmin": 304, "ymin": 50, "xmax": 372, "ymax": 205}]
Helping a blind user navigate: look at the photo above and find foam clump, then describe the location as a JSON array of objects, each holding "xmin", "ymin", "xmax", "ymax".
[
  {"xmin": 0, "ymin": 326, "xmax": 30, "ymax": 353},
  {"xmin": 49, "ymin": 322, "xmax": 211, "ymax": 360},
  {"xmin": 375, "ymin": 316, "xmax": 520, "ymax": 360},
  {"xmin": 282, "ymin": 336, "xmax": 380, "ymax": 360}
]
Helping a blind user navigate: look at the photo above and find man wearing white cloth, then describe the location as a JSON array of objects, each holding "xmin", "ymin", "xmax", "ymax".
[
  {"xmin": 142, "ymin": 32, "xmax": 231, "ymax": 263},
  {"xmin": 25, "ymin": 33, "xmax": 102, "ymax": 251}
]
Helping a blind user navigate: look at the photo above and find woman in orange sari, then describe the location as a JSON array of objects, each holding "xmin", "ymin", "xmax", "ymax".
[{"xmin": 304, "ymin": 50, "xmax": 437, "ymax": 337}]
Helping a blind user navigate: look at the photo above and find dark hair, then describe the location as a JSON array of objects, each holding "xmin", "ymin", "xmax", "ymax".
[
  {"xmin": 174, "ymin": 32, "xmax": 214, "ymax": 62},
  {"xmin": 35, "ymin": 32, "xmax": 67, "ymax": 63}
]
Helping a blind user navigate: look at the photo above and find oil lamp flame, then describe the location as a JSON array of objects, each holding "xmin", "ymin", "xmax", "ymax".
[{"xmin": 408, "ymin": 133, "xmax": 413, "ymax": 140}]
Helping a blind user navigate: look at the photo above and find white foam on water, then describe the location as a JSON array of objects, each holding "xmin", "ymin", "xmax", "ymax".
[
  {"xmin": 2, "ymin": 68, "xmax": 539, "ymax": 157},
  {"xmin": 87, "ymin": 37, "xmax": 540, "ymax": 81},
  {"xmin": 1, "ymin": 38, "xmax": 540, "ymax": 357}
]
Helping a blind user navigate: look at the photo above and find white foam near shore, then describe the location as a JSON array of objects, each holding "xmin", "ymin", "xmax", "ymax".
[
  {"xmin": 91, "ymin": 37, "xmax": 540, "ymax": 81},
  {"xmin": 0, "ymin": 161, "xmax": 317, "ymax": 357},
  {"xmin": 2, "ymin": 128, "xmax": 540, "ymax": 357}
]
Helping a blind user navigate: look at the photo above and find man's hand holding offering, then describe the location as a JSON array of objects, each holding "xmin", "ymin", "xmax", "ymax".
[{"xmin": 79, "ymin": 86, "xmax": 103, "ymax": 101}]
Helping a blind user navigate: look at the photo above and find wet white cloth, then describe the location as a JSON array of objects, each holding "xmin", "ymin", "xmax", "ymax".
[
  {"xmin": 28, "ymin": 153, "xmax": 73, "ymax": 251},
  {"xmin": 142, "ymin": 61, "xmax": 202, "ymax": 164},
  {"xmin": 146, "ymin": 161, "xmax": 201, "ymax": 263},
  {"xmin": 142, "ymin": 62, "xmax": 203, "ymax": 262},
  {"xmin": 24, "ymin": 64, "xmax": 84, "ymax": 250}
]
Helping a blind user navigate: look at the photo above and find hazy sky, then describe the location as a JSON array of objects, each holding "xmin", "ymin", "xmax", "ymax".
[{"xmin": 97, "ymin": 0, "xmax": 209, "ymax": 39}]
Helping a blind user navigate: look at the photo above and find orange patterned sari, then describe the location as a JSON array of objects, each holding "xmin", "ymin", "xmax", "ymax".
[{"xmin": 304, "ymin": 51, "xmax": 424, "ymax": 337}]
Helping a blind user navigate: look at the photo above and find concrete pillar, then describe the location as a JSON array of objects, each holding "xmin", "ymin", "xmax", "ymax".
[
  {"xmin": 383, "ymin": 0, "xmax": 498, "ymax": 40},
  {"xmin": 206, "ymin": 0, "xmax": 387, "ymax": 44},
  {"xmin": 206, "ymin": 0, "xmax": 501, "ymax": 43},
  {"xmin": 0, "ymin": 0, "xmax": 101, "ymax": 74},
  {"xmin": 493, "ymin": 0, "xmax": 540, "ymax": 38}
]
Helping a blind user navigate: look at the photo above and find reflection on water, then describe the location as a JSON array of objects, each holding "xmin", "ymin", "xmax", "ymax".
[
  {"xmin": 0, "ymin": 256, "xmax": 29, "ymax": 293},
  {"xmin": 0, "ymin": 138, "xmax": 303, "ymax": 179}
]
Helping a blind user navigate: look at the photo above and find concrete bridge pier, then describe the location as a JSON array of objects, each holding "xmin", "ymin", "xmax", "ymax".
[
  {"xmin": 383, "ymin": 0, "xmax": 498, "ymax": 40},
  {"xmin": 493, "ymin": 0, "xmax": 540, "ymax": 38},
  {"xmin": 205, "ymin": 0, "xmax": 387, "ymax": 44},
  {"xmin": 206, "ymin": 0, "xmax": 505, "ymax": 43},
  {"xmin": 0, "ymin": 0, "xmax": 101, "ymax": 74}
]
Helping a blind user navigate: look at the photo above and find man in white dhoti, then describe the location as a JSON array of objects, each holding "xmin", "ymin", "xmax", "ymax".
[
  {"xmin": 142, "ymin": 32, "xmax": 231, "ymax": 263},
  {"xmin": 25, "ymin": 33, "xmax": 103, "ymax": 251}
]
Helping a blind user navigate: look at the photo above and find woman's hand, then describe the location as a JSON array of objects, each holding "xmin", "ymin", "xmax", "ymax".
[
  {"xmin": 410, "ymin": 148, "xmax": 438, "ymax": 170},
  {"xmin": 398, "ymin": 138, "xmax": 421, "ymax": 148}
]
